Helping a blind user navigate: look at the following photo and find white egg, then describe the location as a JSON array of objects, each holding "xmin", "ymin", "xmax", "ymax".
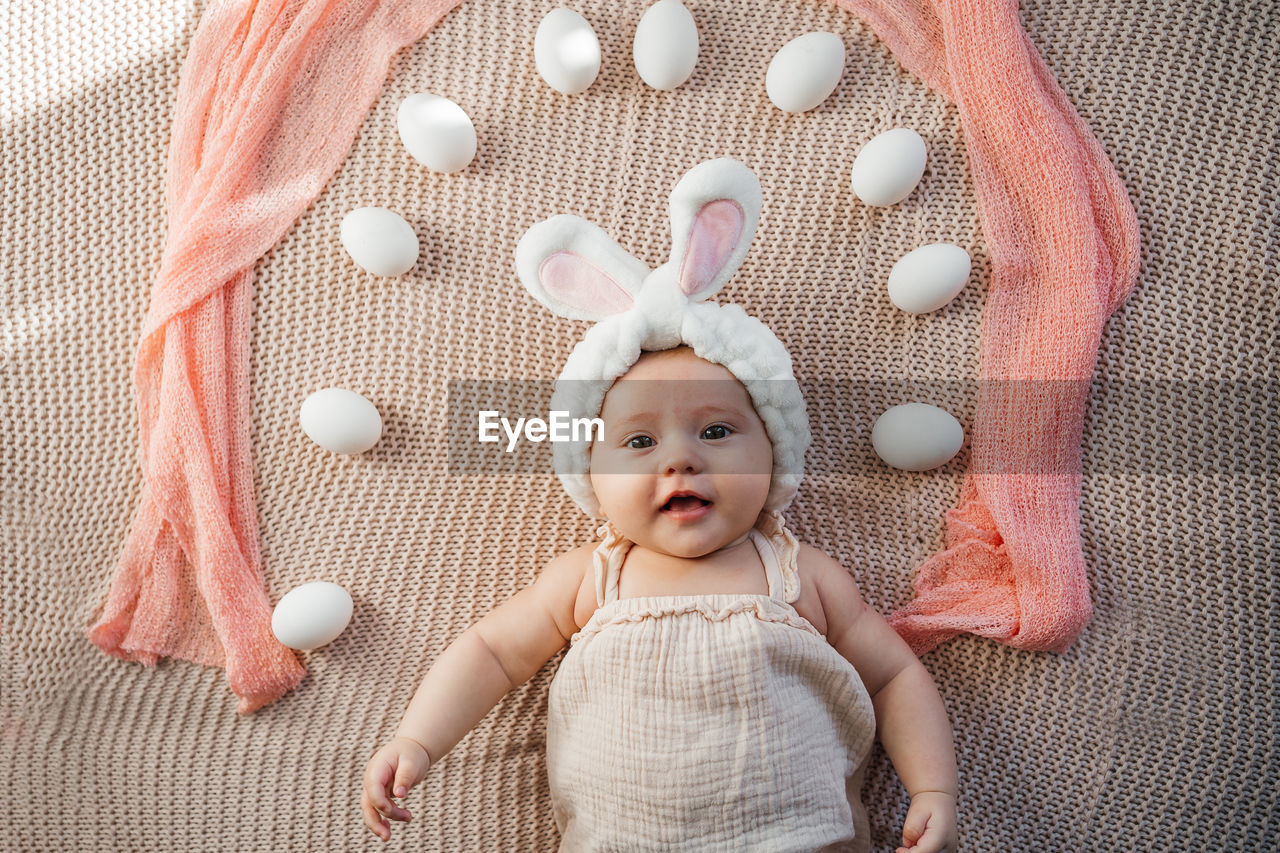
[
  {"xmin": 299, "ymin": 388, "xmax": 383, "ymax": 454},
  {"xmin": 633, "ymin": 0, "xmax": 699, "ymax": 91},
  {"xmin": 871, "ymin": 403, "xmax": 964, "ymax": 471},
  {"xmin": 271, "ymin": 581, "xmax": 354, "ymax": 651},
  {"xmin": 850, "ymin": 127, "xmax": 927, "ymax": 206},
  {"xmin": 397, "ymin": 93, "xmax": 477, "ymax": 173},
  {"xmin": 535, "ymin": 8, "xmax": 601, "ymax": 95},
  {"xmin": 340, "ymin": 207, "xmax": 419, "ymax": 277},
  {"xmin": 765, "ymin": 32, "xmax": 845, "ymax": 113},
  {"xmin": 887, "ymin": 243, "xmax": 972, "ymax": 313}
]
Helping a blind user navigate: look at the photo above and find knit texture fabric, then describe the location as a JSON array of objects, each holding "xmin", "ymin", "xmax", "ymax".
[
  {"xmin": 86, "ymin": 0, "xmax": 1137, "ymax": 716},
  {"xmin": 8, "ymin": 0, "xmax": 1273, "ymax": 850}
]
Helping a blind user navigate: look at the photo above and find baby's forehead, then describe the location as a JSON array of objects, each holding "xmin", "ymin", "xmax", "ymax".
[
  {"xmin": 602, "ymin": 347, "xmax": 758, "ymax": 416},
  {"xmin": 617, "ymin": 346, "xmax": 734, "ymax": 381}
]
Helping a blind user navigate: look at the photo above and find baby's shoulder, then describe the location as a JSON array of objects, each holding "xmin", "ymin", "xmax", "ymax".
[
  {"xmin": 544, "ymin": 543, "xmax": 595, "ymax": 573},
  {"xmin": 794, "ymin": 542, "xmax": 847, "ymax": 578},
  {"xmin": 540, "ymin": 544, "xmax": 599, "ymax": 632},
  {"xmin": 791, "ymin": 544, "xmax": 863, "ymax": 638}
]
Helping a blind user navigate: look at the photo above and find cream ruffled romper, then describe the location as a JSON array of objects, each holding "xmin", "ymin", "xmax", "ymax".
[{"xmin": 546, "ymin": 519, "xmax": 877, "ymax": 853}]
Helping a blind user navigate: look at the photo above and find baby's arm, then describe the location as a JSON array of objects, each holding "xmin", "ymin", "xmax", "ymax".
[
  {"xmin": 361, "ymin": 546, "xmax": 589, "ymax": 841},
  {"xmin": 805, "ymin": 548, "xmax": 959, "ymax": 853}
]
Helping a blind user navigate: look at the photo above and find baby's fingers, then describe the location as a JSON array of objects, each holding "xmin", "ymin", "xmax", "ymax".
[
  {"xmin": 900, "ymin": 805, "xmax": 929, "ymax": 848},
  {"xmin": 897, "ymin": 822, "xmax": 948, "ymax": 853},
  {"xmin": 362, "ymin": 758, "xmax": 414, "ymax": 836},
  {"xmin": 393, "ymin": 764, "xmax": 420, "ymax": 801},
  {"xmin": 361, "ymin": 789, "xmax": 412, "ymax": 840},
  {"xmin": 896, "ymin": 794, "xmax": 955, "ymax": 853},
  {"xmin": 361, "ymin": 790, "xmax": 392, "ymax": 841}
]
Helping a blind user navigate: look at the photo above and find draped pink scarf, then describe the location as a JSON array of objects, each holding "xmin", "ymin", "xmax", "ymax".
[
  {"xmin": 88, "ymin": 0, "xmax": 466, "ymax": 714},
  {"xmin": 836, "ymin": 0, "xmax": 1139, "ymax": 653},
  {"xmin": 89, "ymin": 0, "xmax": 1139, "ymax": 711}
]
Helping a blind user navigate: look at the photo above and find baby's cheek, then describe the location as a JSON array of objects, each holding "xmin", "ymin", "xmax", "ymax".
[{"xmin": 589, "ymin": 470, "xmax": 653, "ymax": 517}]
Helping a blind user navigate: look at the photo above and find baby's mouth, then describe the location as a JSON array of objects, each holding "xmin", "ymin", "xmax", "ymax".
[{"xmin": 661, "ymin": 494, "xmax": 712, "ymax": 513}]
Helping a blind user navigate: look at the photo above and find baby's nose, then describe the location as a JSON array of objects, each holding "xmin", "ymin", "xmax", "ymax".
[{"xmin": 660, "ymin": 436, "xmax": 703, "ymax": 475}]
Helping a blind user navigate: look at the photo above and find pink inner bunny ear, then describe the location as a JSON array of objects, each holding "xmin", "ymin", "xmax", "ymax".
[
  {"xmin": 677, "ymin": 199, "xmax": 745, "ymax": 297},
  {"xmin": 540, "ymin": 251, "xmax": 636, "ymax": 315}
]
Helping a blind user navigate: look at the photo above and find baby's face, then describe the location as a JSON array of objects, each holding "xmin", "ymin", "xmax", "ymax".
[{"xmin": 589, "ymin": 347, "xmax": 772, "ymax": 559}]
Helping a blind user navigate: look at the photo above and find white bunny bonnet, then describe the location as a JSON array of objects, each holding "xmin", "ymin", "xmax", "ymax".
[{"xmin": 514, "ymin": 158, "xmax": 810, "ymax": 517}]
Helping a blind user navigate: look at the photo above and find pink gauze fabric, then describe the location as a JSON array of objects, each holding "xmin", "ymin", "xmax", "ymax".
[
  {"xmin": 836, "ymin": 0, "xmax": 1140, "ymax": 654},
  {"xmin": 88, "ymin": 0, "xmax": 466, "ymax": 714},
  {"xmin": 90, "ymin": 0, "xmax": 1140, "ymax": 712}
]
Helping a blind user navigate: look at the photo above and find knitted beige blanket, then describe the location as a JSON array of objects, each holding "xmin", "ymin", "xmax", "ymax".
[{"xmin": 3, "ymin": 0, "xmax": 1276, "ymax": 849}]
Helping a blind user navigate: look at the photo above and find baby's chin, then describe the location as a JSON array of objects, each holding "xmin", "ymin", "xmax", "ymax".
[{"xmin": 639, "ymin": 531, "xmax": 754, "ymax": 560}]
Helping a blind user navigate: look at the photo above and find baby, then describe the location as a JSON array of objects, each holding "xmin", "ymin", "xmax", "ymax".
[{"xmin": 361, "ymin": 160, "xmax": 958, "ymax": 852}]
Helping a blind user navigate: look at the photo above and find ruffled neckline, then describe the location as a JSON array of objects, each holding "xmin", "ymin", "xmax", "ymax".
[{"xmin": 570, "ymin": 592, "xmax": 822, "ymax": 645}]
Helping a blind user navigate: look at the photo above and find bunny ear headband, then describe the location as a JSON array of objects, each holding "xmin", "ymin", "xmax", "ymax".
[{"xmin": 515, "ymin": 158, "xmax": 810, "ymax": 517}]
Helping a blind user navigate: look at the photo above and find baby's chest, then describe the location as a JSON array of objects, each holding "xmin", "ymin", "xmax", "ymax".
[
  {"xmin": 616, "ymin": 564, "xmax": 770, "ymax": 599},
  {"xmin": 614, "ymin": 547, "xmax": 771, "ymax": 599}
]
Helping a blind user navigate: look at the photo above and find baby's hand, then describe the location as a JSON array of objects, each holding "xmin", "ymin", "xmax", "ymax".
[
  {"xmin": 361, "ymin": 736, "xmax": 432, "ymax": 842},
  {"xmin": 896, "ymin": 791, "xmax": 958, "ymax": 853}
]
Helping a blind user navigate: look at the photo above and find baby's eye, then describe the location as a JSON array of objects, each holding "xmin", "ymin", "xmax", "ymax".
[
  {"xmin": 701, "ymin": 424, "xmax": 731, "ymax": 440},
  {"xmin": 625, "ymin": 435, "xmax": 655, "ymax": 449}
]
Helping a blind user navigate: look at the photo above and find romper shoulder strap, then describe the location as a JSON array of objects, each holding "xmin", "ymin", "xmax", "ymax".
[
  {"xmin": 591, "ymin": 521, "xmax": 633, "ymax": 606},
  {"xmin": 752, "ymin": 511, "xmax": 802, "ymax": 604}
]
